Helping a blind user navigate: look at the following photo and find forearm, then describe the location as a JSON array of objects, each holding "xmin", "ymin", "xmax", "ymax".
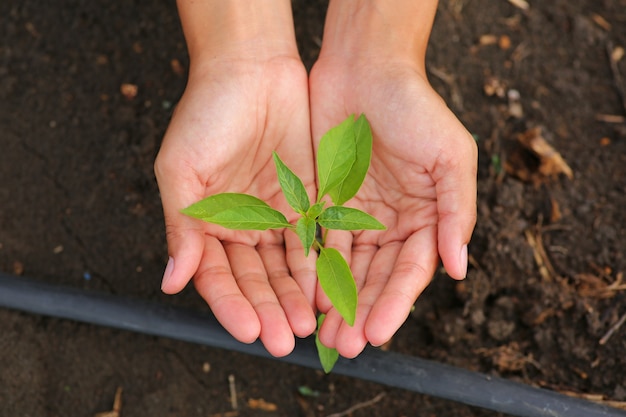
[
  {"xmin": 319, "ymin": 0, "xmax": 438, "ymax": 71},
  {"xmin": 176, "ymin": 0, "xmax": 299, "ymax": 68}
]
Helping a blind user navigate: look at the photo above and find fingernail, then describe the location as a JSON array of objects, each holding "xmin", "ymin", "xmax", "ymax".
[
  {"xmin": 459, "ymin": 244, "xmax": 468, "ymax": 279},
  {"xmin": 161, "ymin": 256, "xmax": 174, "ymax": 290}
]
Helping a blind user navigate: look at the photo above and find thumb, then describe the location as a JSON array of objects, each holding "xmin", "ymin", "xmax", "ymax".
[
  {"xmin": 434, "ymin": 135, "xmax": 477, "ymax": 280},
  {"xmin": 155, "ymin": 153, "xmax": 204, "ymax": 294},
  {"xmin": 160, "ymin": 211, "xmax": 204, "ymax": 293}
]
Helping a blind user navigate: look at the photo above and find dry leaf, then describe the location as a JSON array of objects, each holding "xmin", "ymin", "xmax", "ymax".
[
  {"xmin": 611, "ymin": 46, "xmax": 625, "ymax": 63},
  {"xmin": 507, "ymin": 89, "xmax": 524, "ymax": 118},
  {"xmin": 505, "ymin": 127, "xmax": 573, "ymax": 183},
  {"xmin": 484, "ymin": 76, "xmax": 506, "ymax": 98},
  {"xmin": 576, "ymin": 271, "xmax": 626, "ymax": 299},
  {"xmin": 120, "ymin": 83, "xmax": 138, "ymax": 100},
  {"xmin": 248, "ymin": 398, "xmax": 278, "ymax": 412},
  {"xmin": 479, "ymin": 34, "xmax": 498, "ymax": 46},
  {"xmin": 591, "ymin": 13, "xmax": 612, "ymax": 31},
  {"xmin": 499, "ymin": 35, "xmax": 512, "ymax": 50},
  {"xmin": 507, "ymin": 0, "xmax": 529, "ymax": 11},
  {"xmin": 549, "ymin": 196, "xmax": 562, "ymax": 222},
  {"xmin": 475, "ymin": 342, "xmax": 537, "ymax": 372},
  {"xmin": 96, "ymin": 54, "xmax": 109, "ymax": 65},
  {"xmin": 12, "ymin": 261, "xmax": 24, "ymax": 275},
  {"xmin": 170, "ymin": 58, "xmax": 185, "ymax": 76}
]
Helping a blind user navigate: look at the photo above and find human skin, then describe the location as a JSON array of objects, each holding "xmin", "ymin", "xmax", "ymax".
[
  {"xmin": 154, "ymin": 0, "xmax": 317, "ymax": 357},
  {"xmin": 156, "ymin": 0, "xmax": 477, "ymax": 359},
  {"xmin": 309, "ymin": 0, "xmax": 478, "ymax": 358}
]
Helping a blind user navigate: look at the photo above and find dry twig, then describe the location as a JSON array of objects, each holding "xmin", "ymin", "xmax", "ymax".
[
  {"xmin": 525, "ymin": 228, "xmax": 557, "ymax": 282},
  {"xmin": 325, "ymin": 392, "xmax": 386, "ymax": 417},
  {"xmin": 577, "ymin": 271, "xmax": 626, "ymax": 299},
  {"xmin": 599, "ymin": 310, "xmax": 626, "ymax": 345},
  {"xmin": 94, "ymin": 387, "xmax": 122, "ymax": 417},
  {"xmin": 596, "ymin": 114, "xmax": 626, "ymax": 123},
  {"xmin": 209, "ymin": 412, "xmax": 239, "ymax": 417},
  {"xmin": 475, "ymin": 342, "xmax": 540, "ymax": 372},
  {"xmin": 228, "ymin": 374, "xmax": 238, "ymax": 410},
  {"xmin": 560, "ymin": 390, "xmax": 626, "ymax": 411},
  {"xmin": 591, "ymin": 13, "xmax": 612, "ymax": 31},
  {"xmin": 607, "ymin": 40, "xmax": 626, "ymax": 116}
]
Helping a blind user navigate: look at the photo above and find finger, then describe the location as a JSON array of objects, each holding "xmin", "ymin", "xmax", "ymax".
[
  {"xmin": 315, "ymin": 279, "xmax": 331, "ymax": 314},
  {"xmin": 193, "ymin": 236, "xmax": 260, "ymax": 344},
  {"xmin": 258, "ymin": 238, "xmax": 317, "ymax": 338},
  {"xmin": 323, "ymin": 229, "xmax": 354, "ymax": 264},
  {"xmin": 225, "ymin": 243, "xmax": 295, "ymax": 357},
  {"xmin": 433, "ymin": 133, "xmax": 478, "ymax": 280},
  {"xmin": 285, "ymin": 231, "xmax": 318, "ymax": 311},
  {"xmin": 317, "ymin": 308, "xmax": 343, "ymax": 349},
  {"xmin": 350, "ymin": 241, "xmax": 377, "ymax": 291},
  {"xmin": 332, "ymin": 242, "xmax": 401, "ymax": 358},
  {"xmin": 365, "ymin": 229, "xmax": 439, "ymax": 347},
  {"xmin": 332, "ymin": 307, "xmax": 369, "ymax": 359}
]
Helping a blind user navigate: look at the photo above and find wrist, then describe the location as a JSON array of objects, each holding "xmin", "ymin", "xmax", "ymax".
[
  {"xmin": 318, "ymin": 0, "xmax": 438, "ymax": 72},
  {"xmin": 176, "ymin": 0, "xmax": 300, "ymax": 69}
]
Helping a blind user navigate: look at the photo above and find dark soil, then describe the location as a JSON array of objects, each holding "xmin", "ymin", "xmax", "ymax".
[{"xmin": 1, "ymin": 1, "xmax": 625, "ymax": 416}]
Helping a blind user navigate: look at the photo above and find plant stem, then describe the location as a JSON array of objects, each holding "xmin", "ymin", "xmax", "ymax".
[{"xmin": 312, "ymin": 239, "xmax": 324, "ymax": 252}]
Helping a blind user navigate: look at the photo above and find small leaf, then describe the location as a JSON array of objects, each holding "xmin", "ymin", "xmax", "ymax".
[
  {"xmin": 182, "ymin": 193, "xmax": 291, "ymax": 230},
  {"xmin": 329, "ymin": 114, "xmax": 373, "ymax": 205},
  {"xmin": 316, "ymin": 247, "xmax": 357, "ymax": 326},
  {"xmin": 317, "ymin": 115, "xmax": 357, "ymax": 200},
  {"xmin": 307, "ymin": 202, "xmax": 325, "ymax": 219},
  {"xmin": 296, "ymin": 216, "xmax": 316, "ymax": 257},
  {"xmin": 315, "ymin": 314, "xmax": 339, "ymax": 373},
  {"xmin": 318, "ymin": 206, "xmax": 386, "ymax": 231},
  {"xmin": 273, "ymin": 152, "xmax": 310, "ymax": 213},
  {"xmin": 297, "ymin": 386, "xmax": 320, "ymax": 398}
]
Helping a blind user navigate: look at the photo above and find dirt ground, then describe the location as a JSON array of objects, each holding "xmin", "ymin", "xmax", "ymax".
[{"xmin": 1, "ymin": 0, "xmax": 625, "ymax": 416}]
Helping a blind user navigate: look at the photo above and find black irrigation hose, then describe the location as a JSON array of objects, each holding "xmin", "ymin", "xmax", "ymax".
[{"xmin": 0, "ymin": 272, "xmax": 624, "ymax": 417}]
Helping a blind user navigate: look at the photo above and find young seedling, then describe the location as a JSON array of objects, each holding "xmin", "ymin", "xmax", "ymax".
[{"xmin": 181, "ymin": 114, "xmax": 385, "ymax": 372}]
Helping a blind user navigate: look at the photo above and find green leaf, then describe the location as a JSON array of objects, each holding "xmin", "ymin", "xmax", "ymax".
[
  {"xmin": 316, "ymin": 247, "xmax": 357, "ymax": 326},
  {"xmin": 273, "ymin": 152, "xmax": 310, "ymax": 213},
  {"xmin": 307, "ymin": 202, "xmax": 325, "ymax": 219},
  {"xmin": 181, "ymin": 193, "xmax": 291, "ymax": 230},
  {"xmin": 318, "ymin": 206, "xmax": 386, "ymax": 231},
  {"xmin": 317, "ymin": 115, "xmax": 357, "ymax": 200},
  {"xmin": 297, "ymin": 386, "xmax": 320, "ymax": 398},
  {"xmin": 315, "ymin": 314, "xmax": 339, "ymax": 373},
  {"xmin": 296, "ymin": 216, "xmax": 316, "ymax": 257},
  {"xmin": 329, "ymin": 114, "xmax": 373, "ymax": 205}
]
